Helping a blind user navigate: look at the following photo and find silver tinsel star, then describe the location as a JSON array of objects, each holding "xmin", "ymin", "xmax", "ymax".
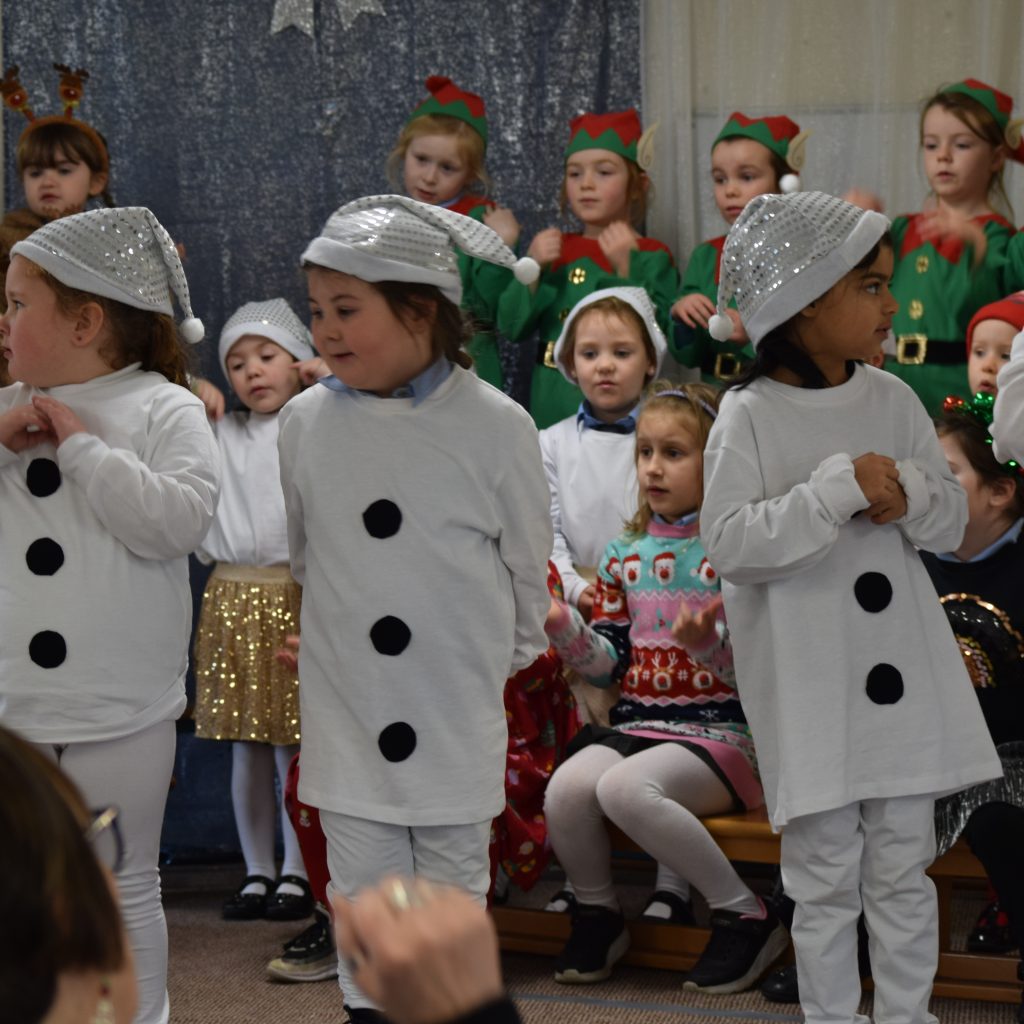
[{"xmin": 270, "ymin": 0, "xmax": 386, "ymax": 36}]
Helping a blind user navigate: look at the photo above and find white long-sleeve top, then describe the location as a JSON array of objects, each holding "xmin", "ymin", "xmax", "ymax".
[
  {"xmin": 278, "ymin": 367, "xmax": 552, "ymax": 824},
  {"xmin": 197, "ymin": 411, "xmax": 288, "ymax": 566},
  {"xmin": 700, "ymin": 364, "xmax": 1001, "ymax": 828},
  {"xmin": 991, "ymin": 329, "xmax": 1024, "ymax": 463},
  {"xmin": 539, "ymin": 416, "xmax": 638, "ymax": 607},
  {"xmin": 0, "ymin": 364, "xmax": 221, "ymax": 743}
]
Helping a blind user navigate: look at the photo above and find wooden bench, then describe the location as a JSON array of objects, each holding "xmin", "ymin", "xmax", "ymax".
[{"xmin": 492, "ymin": 807, "xmax": 1022, "ymax": 1004}]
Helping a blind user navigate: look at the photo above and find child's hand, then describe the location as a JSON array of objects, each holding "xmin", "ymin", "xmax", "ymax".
[
  {"xmin": 672, "ymin": 293, "xmax": 716, "ymax": 329},
  {"xmin": 852, "ymin": 453, "xmax": 902, "ymax": 512},
  {"xmin": 842, "ymin": 188, "xmax": 885, "ymax": 213},
  {"xmin": 274, "ymin": 634, "xmax": 301, "ymax": 673},
  {"xmin": 293, "ymin": 357, "xmax": 329, "ymax": 385},
  {"xmin": 0, "ymin": 404, "xmax": 54, "ymax": 452},
  {"xmin": 483, "ymin": 206, "xmax": 521, "ymax": 249},
  {"xmin": 864, "ymin": 483, "xmax": 908, "ymax": 525},
  {"xmin": 193, "ymin": 378, "xmax": 225, "ymax": 421},
  {"xmin": 526, "ymin": 228, "xmax": 562, "ymax": 269},
  {"xmin": 918, "ymin": 208, "xmax": 987, "ymax": 263},
  {"xmin": 671, "ymin": 596, "xmax": 723, "ymax": 647},
  {"xmin": 722, "ymin": 308, "xmax": 748, "ymax": 343},
  {"xmin": 576, "ymin": 585, "xmax": 596, "ymax": 623},
  {"xmin": 598, "ymin": 221, "xmax": 640, "ymax": 278},
  {"xmin": 31, "ymin": 395, "xmax": 86, "ymax": 445}
]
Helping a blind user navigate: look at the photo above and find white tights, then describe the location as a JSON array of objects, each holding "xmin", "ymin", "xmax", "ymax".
[
  {"xmin": 35, "ymin": 720, "xmax": 176, "ymax": 1024},
  {"xmin": 545, "ymin": 742, "xmax": 760, "ymax": 915},
  {"xmin": 230, "ymin": 741, "xmax": 304, "ymax": 883}
]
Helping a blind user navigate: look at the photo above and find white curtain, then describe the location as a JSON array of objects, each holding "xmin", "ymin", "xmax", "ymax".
[{"xmin": 642, "ymin": 0, "xmax": 1024, "ymax": 261}]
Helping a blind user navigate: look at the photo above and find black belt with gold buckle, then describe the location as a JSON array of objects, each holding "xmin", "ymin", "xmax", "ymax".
[
  {"xmin": 894, "ymin": 335, "xmax": 962, "ymax": 366},
  {"xmin": 702, "ymin": 350, "xmax": 747, "ymax": 381}
]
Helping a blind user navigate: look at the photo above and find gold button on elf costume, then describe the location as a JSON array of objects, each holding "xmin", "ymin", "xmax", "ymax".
[
  {"xmin": 916, "ymin": 255, "xmax": 929, "ymax": 274},
  {"xmin": 909, "ymin": 299, "xmax": 924, "ymax": 320},
  {"xmin": 569, "ymin": 267, "xmax": 586, "ymax": 284}
]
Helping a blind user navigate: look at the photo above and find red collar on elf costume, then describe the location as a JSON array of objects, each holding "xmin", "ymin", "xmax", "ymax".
[
  {"xmin": 942, "ymin": 79, "xmax": 1024, "ymax": 164},
  {"xmin": 965, "ymin": 291, "xmax": 1024, "ymax": 357},
  {"xmin": 2, "ymin": 63, "xmax": 109, "ymax": 175},
  {"xmin": 407, "ymin": 75, "xmax": 488, "ymax": 148}
]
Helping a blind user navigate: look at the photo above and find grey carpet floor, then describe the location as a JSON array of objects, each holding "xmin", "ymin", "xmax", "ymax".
[{"xmin": 165, "ymin": 863, "xmax": 1018, "ymax": 1024}]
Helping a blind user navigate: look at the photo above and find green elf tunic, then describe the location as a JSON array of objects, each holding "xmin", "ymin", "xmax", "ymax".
[
  {"xmin": 675, "ymin": 236, "xmax": 753, "ymax": 387},
  {"xmin": 1006, "ymin": 229, "xmax": 1024, "ymax": 294},
  {"xmin": 447, "ymin": 193, "xmax": 513, "ymax": 391},
  {"xmin": 497, "ymin": 233, "xmax": 678, "ymax": 428},
  {"xmin": 888, "ymin": 212, "xmax": 1017, "ymax": 414}
]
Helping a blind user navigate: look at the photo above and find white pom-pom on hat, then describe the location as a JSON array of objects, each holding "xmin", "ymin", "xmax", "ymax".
[
  {"xmin": 513, "ymin": 256, "xmax": 540, "ymax": 286},
  {"xmin": 780, "ymin": 173, "xmax": 801, "ymax": 194},
  {"xmin": 708, "ymin": 313, "xmax": 734, "ymax": 341},
  {"xmin": 180, "ymin": 316, "xmax": 205, "ymax": 345}
]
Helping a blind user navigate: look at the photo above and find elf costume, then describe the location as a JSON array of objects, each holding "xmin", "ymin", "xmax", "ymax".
[
  {"xmin": 888, "ymin": 79, "xmax": 1022, "ymax": 415},
  {"xmin": 497, "ymin": 109, "xmax": 679, "ymax": 429},
  {"xmin": 405, "ymin": 75, "xmax": 513, "ymax": 391},
  {"xmin": 676, "ymin": 112, "xmax": 808, "ymax": 387}
]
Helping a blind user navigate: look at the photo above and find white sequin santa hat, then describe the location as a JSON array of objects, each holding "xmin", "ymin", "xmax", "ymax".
[
  {"xmin": 300, "ymin": 194, "xmax": 539, "ymax": 304},
  {"xmin": 551, "ymin": 286, "xmax": 667, "ymax": 384},
  {"xmin": 11, "ymin": 206, "xmax": 204, "ymax": 342},
  {"xmin": 708, "ymin": 191, "xmax": 889, "ymax": 348},
  {"xmin": 218, "ymin": 298, "xmax": 314, "ymax": 377}
]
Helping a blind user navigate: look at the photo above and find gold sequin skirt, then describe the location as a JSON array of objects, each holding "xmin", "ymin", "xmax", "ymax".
[{"xmin": 193, "ymin": 564, "xmax": 302, "ymax": 745}]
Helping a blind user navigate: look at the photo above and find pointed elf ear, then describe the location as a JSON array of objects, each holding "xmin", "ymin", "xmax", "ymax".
[
  {"xmin": 636, "ymin": 122, "xmax": 659, "ymax": 172},
  {"xmin": 787, "ymin": 130, "xmax": 812, "ymax": 172}
]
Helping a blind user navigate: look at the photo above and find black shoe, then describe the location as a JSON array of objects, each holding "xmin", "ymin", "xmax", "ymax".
[
  {"xmin": 222, "ymin": 874, "xmax": 275, "ymax": 920},
  {"xmin": 682, "ymin": 899, "xmax": 790, "ymax": 994},
  {"xmin": 345, "ymin": 1007, "xmax": 391, "ymax": 1023},
  {"xmin": 266, "ymin": 874, "xmax": 314, "ymax": 921},
  {"xmin": 554, "ymin": 904, "xmax": 630, "ymax": 984},
  {"xmin": 544, "ymin": 887, "xmax": 577, "ymax": 914},
  {"xmin": 760, "ymin": 963, "xmax": 799, "ymax": 1003},
  {"xmin": 967, "ymin": 900, "xmax": 1017, "ymax": 954},
  {"xmin": 640, "ymin": 890, "xmax": 696, "ymax": 925},
  {"xmin": 267, "ymin": 906, "xmax": 336, "ymax": 982}
]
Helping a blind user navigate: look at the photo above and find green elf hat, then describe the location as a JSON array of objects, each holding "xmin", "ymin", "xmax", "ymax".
[
  {"xmin": 714, "ymin": 111, "xmax": 811, "ymax": 193},
  {"xmin": 564, "ymin": 108, "xmax": 657, "ymax": 171},
  {"xmin": 407, "ymin": 75, "xmax": 488, "ymax": 148},
  {"xmin": 942, "ymin": 78, "xmax": 1024, "ymax": 163}
]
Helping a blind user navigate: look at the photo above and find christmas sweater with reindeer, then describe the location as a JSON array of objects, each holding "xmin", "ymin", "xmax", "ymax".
[{"xmin": 546, "ymin": 515, "xmax": 759, "ymax": 790}]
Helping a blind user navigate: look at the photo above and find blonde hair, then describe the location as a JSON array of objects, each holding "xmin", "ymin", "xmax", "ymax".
[
  {"xmin": 559, "ymin": 153, "xmax": 650, "ymax": 228},
  {"xmin": 624, "ymin": 380, "xmax": 721, "ymax": 537},
  {"xmin": 920, "ymin": 88, "xmax": 1013, "ymax": 219},
  {"xmin": 558, "ymin": 296, "xmax": 659, "ymax": 378},
  {"xmin": 386, "ymin": 114, "xmax": 489, "ymax": 194}
]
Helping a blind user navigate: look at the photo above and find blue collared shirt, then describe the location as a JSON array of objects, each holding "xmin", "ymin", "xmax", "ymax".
[
  {"xmin": 652, "ymin": 510, "xmax": 699, "ymax": 528},
  {"xmin": 576, "ymin": 399, "xmax": 638, "ymax": 434},
  {"xmin": 935, "ymin": 516, "xmax": 1024, "ymax": 563},
  {"xmin": 318, "ymin": 358, "xmax": 453, "ymax": 407}
]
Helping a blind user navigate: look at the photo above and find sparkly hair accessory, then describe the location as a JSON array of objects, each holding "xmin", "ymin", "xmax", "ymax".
[
  {"xmin": 708, "ymin": 191, "xmax": 889, "ymax": 347},
  {"xmin": 11, "ymin": 207, "xmax": 204, "ymax": 343},
  {"xmin": 301, "ymin": 194, "xmax": 539, "ymax": 304},
  {"xmin": 942, "ymin": 392, "xmax": 1024, "ymax": 477},
  {"xmin": 942, "ymin": 78, "xmax": 1024, "ymax": 164},
  {"xmin": 219, "ymin": 298, "xmax": 314, "ymax": 377},
  {"xmin": 713, "ymin": 111, "xmax": 810, "ymax": 193},
  {"xmin": 2, "ymin": 63, "xmax": 109, "ymax": 173},
  {"xmin": 551, "ymin": 286, "xmax": 667, "ymax": 384},
  {"xmin": 648, "ymin": 387, "xmax": 718, "ymax": 422},
  {"xmin": 408, "ymin": 75, "xmax": 488, "ymax": 146}
]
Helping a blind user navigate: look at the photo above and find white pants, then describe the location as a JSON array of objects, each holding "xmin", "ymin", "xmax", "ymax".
[
  {"xmin": 781, "ymin": 795, "xmax": 939, "ymax": 1024},
  {"xmin": 320, "ymin": 810, "xmax": 491, "ymax": 1011},
  {"xmin": 34, "ymin": 720, "xmax": 176, "ymax": 1024}
]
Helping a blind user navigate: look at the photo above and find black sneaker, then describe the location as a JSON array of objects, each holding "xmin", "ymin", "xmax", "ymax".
[
  {"xmin": 554, "ymin": 904, "xmax": 630, "ymax": 984},
  {"xmin": 682, "ymin": 899, "xmax": 789, "ymax": 994},
  {"xmin": 967, "ymin": 900, "xmax": 1017, "ymax": 954},
  {"xmin": 760, "ymin": 963, "xmax": 799, "ymax": 1003},
  {"xmin": 267, "ymin": 906, "xmax": 337, "ymax": 983},
  {"xmin": 640, "ymin": 890, "xmax": 696, "ymax": 925}
]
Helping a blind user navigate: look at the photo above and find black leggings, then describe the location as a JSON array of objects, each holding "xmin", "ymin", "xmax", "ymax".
[{"xmin": 963, "ymin": 801, "xmax": 1024, "ymax": 951}]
